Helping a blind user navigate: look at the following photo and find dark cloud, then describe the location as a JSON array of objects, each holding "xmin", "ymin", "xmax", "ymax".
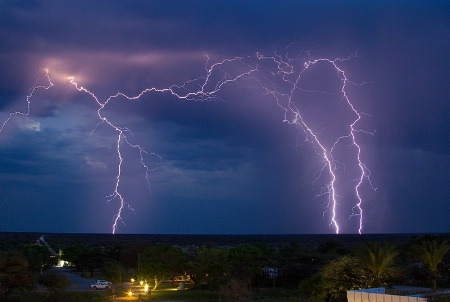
[{"xmin": 0, "ymin": 0, "xmax": 448, "ymax": 234}]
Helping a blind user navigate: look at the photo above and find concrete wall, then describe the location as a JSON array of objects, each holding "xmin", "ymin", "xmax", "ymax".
[{"xmin": 347, "ymin": 288, "xmax": 428, "ymax": 302}]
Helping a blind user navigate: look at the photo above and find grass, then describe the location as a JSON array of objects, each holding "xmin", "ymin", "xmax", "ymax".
[
  {"xmin": 8, "ymin": 286, "xmax": 299, "ymax": 302},
  {"xmin": 11, "ymin": 291, "xmax": 113, "ymax": 302},
  {"xmin": 114, "ymin": 287, "xmax": 299, "ymax": 301}
]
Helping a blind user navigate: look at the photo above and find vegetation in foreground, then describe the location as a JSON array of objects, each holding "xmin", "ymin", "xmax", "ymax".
[{"xmin": 0, "ymin": 234, "xmax": 449, "ymax": 302}]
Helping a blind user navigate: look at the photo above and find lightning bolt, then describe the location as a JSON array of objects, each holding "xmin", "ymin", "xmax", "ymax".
[
  {"xmin": 0, "ymin": 70, "xmax": 54, "ymax": 132},
  {"xmin": 1, "ymin": 49, "xmax": 374, "ymax": 234}
]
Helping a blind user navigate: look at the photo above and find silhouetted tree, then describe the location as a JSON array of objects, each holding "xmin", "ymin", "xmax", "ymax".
[
  {"xmin": 139, "ymin": 245, "xmax": 187, "ymax": 289},
  {"xmin": 412, "ymin": 239, "xmax": 450, "ymax": 291},
  {"xmin": 39, "ymin": 270, "xmax": 71, "ymax": 296},
  {"xmin": 23, "ymin": 244, "xmax": 57, "ymax": 274},
  {"xmin": 319, "ymin": 255, "xmax": 371, "ymax": 300},
  {"xmin": 103, "ymin": 259, "xmax": 124, "ymax": 294},
  {"xmin": 0, "ymin": 250, "xmax": 32, "ymax": 301},
  {"xmin": 191, "ymin": 246, "xmax": 230, "ymax": 291},
  {"xmin": 355, "ymin": 242, "xmax": 398, "ymax": 287},
  {"xmin": 81, "ymin": 247, "xmax": 106, "ymax": 277},
  {"xmin": 228, "ymin": 244, "xmax": 268, "ymax": 295},
  {"xmin": 61, "ymin": 245, "xmax": 87, "ymax": 272},
  {"xmin": 219, "ymin": 278, "xmax": 250, "ymax": 302}
]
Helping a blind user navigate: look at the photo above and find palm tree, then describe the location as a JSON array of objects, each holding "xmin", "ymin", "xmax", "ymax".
[
  {"xmin": 355, "ymin": 242, "xmax": 398, "ymax": 287},
  {"xmin": 412, "ymin": 239, "xmax": 450, "ymax": 291}
]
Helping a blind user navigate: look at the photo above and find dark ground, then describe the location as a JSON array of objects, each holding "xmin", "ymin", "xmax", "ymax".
[{"xmin": 1, "ymin": 232, "xmax": 449, "ymax": 251}]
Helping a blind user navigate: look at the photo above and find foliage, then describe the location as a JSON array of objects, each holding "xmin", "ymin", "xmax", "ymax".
[
  {"xmin": 299, "ymin": 274, "xmax": 327, "ymax": 302},
  {"xmin": 355, "ymin": 242, "xmax": 399, "ymax": 287},
  {"xmin": 219, "ymin": 278, "xmax": 250, "ymax": 302},
  {"xmin": 22, "ymin": 245, "xmax": 57, "ymax": 274},
  {"xmin": 12, "ymin": 291, "xmax": 113, "ymax": 302},
  {"xmin": 318, "ymin": 255, "xmax": 371, "ymax": 299},
  {"xmin": 80, "ymin": 247, "xmax": 106, "ymax": 277},
  {"xmin": 139, "ymin": 245, "xmax": 188, "ymax": 289},
  {"xmin": 61, "ymin": 245, "xmax": 87, "ymax": 272},
  {"xmin": 102, "ymin": 259, "xmax": 123, "ymax": 284},
  {"xmin": 39, "ymin": 270, "xmax": 71, "ymax": 295},
  {"xmin": 228, "ymin": 244, "xmax": 268, "ymax": 292},
  {"xmin": 428, "ymin": 294, "xmax": 450, "ymax": 302},
  {"xmin": 102, "ymin": 259, "xmax": 124, "ymax": 294},
  {"xmin": 0, "ymin": 250, "xmax": 33, "ymax": 301},
  {"xmin": 190, "ymin": 246, "xmax": 230, "ymax": 291},
  {"xmin": 319, "ymin": 238, "xmax": 350, "ymax": 256},
  {"xmin": 61, "ymin": 245, "xmax": 106, "ymax": 277},
  {"xmin": 277, "ymin": 242, "xmax": 323, "ymax": 288},
  {"xmin": 412, "ymin": 239, "xmax": 450, "ymax": 291}
]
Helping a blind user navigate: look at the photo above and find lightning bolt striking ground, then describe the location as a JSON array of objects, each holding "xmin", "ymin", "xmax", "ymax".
[{"xmin": 1, "ymin": 50, "xmax": 374, "ymax": 234}]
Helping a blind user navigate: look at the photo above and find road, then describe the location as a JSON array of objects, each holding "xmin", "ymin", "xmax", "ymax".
[
  {"xmin": 50, "ymin": 267, "xmax": 142, "ymax": 293},
  {"xmin": 49, "ymin": 267, "xmax": 95, "ymax": 291}
]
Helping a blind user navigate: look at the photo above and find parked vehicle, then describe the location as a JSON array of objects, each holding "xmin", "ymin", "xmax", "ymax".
[{"xmin": 90, "ymin": 280, "xmax": 112, "ymax": 290}]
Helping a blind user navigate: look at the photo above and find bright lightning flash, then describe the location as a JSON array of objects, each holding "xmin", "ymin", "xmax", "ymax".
[{"xmin": 1, "ymin": 50, "xmax": 374, "ymax": 234}]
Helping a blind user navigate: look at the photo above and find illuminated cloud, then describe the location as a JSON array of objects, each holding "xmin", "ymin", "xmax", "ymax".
[
  {"xmin": 0, "ymin": 1, "xmax": 448, "ymax": 234},
  {"xmin": 84, "ymin": 156, "xmax": 107, "ymax": 170}
]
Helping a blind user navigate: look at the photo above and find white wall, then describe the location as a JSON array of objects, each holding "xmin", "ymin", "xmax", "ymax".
[{"xmin": 347, "ymin": 288, "xmax": 428, "ymax": 302}]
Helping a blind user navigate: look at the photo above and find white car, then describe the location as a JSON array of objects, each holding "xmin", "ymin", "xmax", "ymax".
[{"xmin": 90, "ymin": 280, "xmax": 112, "ymax": 290}]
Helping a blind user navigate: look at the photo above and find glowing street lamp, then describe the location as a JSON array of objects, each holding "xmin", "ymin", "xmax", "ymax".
[
  {"xmin": 143, "ymin": 283, "xmax": 149, "ymax": 293},
  {"xmin": 139, "ymin": 280, "xmax": 144, "ymax": 286},
  {"xmin": 127, "ymin": 290, "xmax": 133, "ymax": 297}
]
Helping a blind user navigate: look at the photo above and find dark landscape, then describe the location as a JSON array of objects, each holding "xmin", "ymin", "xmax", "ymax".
[
  {"xmin": 1, "ymin": 232, "xmax": 449, "ymax": 302},
  {"xmin": 3, "ymin": 232, "xmax": 448, "ymax": 251}
]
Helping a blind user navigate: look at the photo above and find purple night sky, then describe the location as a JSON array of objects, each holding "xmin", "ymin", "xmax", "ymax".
[{"xmin": 0, "ymin": 1, "xmax": 448, "ymax": 234}]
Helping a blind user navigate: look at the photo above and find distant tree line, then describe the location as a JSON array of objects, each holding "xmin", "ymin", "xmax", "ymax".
[
  {"xmin": 1, "ymin": 234, "xmax": 449, "ymax": 301},
  {"xmin": 60, "ymin": 234, "xmax": 450, "ymax": 301}
]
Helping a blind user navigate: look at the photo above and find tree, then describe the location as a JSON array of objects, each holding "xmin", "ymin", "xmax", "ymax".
[
  {"xmin": 355, "ymin": 242, "xmax": 398, "ymax": 287},
  {"xmin": 61, "ymin": 245, "xmax": 87, "ymax": 272},
  {"xmin": 277, "ymin": 241, "xmax": 322, "ymax": 288},
  {"xmin": 39, "ymin": 270, "xmax": 71, "ymax": 296},
  {"xmin": 412, "ymin": 239, "xmax": 450, "ymax": 291},
  {"xmin": 299, "ymin": 274, "xmax": 326, "ymax": 302},
  {"xmin": 320, "ymin": 255, "xmax": 371, "ymax": 300},
  {"xmin": 103, "ymin": 259, "xmax": 124, "ymax": 294},
  {"xmin": 139, "ymin": 245, "xmax": 188, "ymax": 289},
  {"xmin": 228, "ymin": 244, "xmax": 268, "ymax": 295},
  {"xmin": 23, "ymin": 244, "xmax": 57, "ymax": 274},
  {"xmin": 0, "ymin": 250, "xmax": 32, "ymax": 301},
  {"xmin": 219, "ymin": 278, "xmax": 250, "ymax": 302},
  {"xmin": 81, "ymin": 247, "xmax": 106, "ymax": 277},
  {"xmin": 191, "ymin": 246, "xmax": 231, "ymax": 291}
]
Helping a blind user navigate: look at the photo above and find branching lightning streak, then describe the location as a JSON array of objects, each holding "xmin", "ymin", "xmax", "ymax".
[
  {"xmin": 248, "ymin": 52, "xmax": 373, "ymax": 234},
  {"xmin": 0, "ymin": 70, "xmax": 54, "ymax": 132},
  {"xmin": 1, "ymin": 50, "xmax": 373, "ymax": 234}
]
